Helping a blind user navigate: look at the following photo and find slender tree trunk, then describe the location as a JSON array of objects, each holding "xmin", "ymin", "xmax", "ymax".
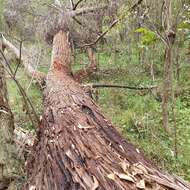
[
  {"xmin": 150, "ymin": 60, "xmax": 155, "ymax": 82},
  {"xmin": 162, "ymin": 0, "xmax": 176, "ymax": 131},
  {"xmin": 24, "ymin": 30, "xmax": 189, "ymax": 190},
  {"xmin": 74, "ymin": 47, "xmax": 97, "ymax": 82},
  {"xmin": 175, "ymin": 45, "xmax": 180, "ymax": 81},
  {"xmin": 0, "ymin": 45, "xmax": 22, "ymax": 189},
  {"xmin": 162, "ymin": 44, "xmax": 173, "ymax": 131}
]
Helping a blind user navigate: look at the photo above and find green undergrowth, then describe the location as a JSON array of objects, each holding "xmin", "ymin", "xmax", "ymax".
[
  {"xmin": 6, "ymin": 45, "xmax": 190, "ymax": 181},
  {"xmin": 7, "ymin": 64, "xmax": 42, "ymax": 130}
]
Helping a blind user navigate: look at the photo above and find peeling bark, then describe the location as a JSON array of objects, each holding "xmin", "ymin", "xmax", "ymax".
[{"xmin": 24, "ymin": 30, "xmax": 190, "ymax": 190}]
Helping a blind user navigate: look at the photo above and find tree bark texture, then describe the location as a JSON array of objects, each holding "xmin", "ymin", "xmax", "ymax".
[
  {"xmin": 24, "ymin": 31, "xmax": 189, "ymax": 190},
  {"xmin": 162, "ymin": 0, "xmax": 175, "ymax": 131},
  {"xmin": 0, "ymin": 46, "xmax": 22, "ymax": 189},
  {"xmin": 162, "ymin": 45, "xmax": 173, "ymax": 131}
]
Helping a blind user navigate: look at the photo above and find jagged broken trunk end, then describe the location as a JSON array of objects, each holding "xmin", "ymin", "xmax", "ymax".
[{"xmin": 24, "ymin": 31, "xmax": 190, "ymax": 190}]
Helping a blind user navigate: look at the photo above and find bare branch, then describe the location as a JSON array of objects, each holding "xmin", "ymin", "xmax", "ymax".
[
  {"xmin": 81, "ymin": 19, "xmax": 118, "ymax": 47},
  {"xmin": 73, "ymin": 0, "xmax": 84, "ymax": 10},
  {"xmin": 89, "ymin": 84, "xmax": 157, "ymax": 90},
  {"xmin": 14, "ymin": 40, "xmax": 23, "ymax": 77},
  {"xmin": 81, "ymin": 0, "xmax": 144, "ymax": 47},
  {"xmin": 72, "ymin": 17, "xmax": 102, "ymax": 37},
  {"xmin": 130, "ymin": 0, "xmax": 144, "ymax": 10},
  {"xmin": 69, "ymin": 5, "xmax": 107, "ymax": 17},
  {"xmin": 0, "ymin": 49, "xmax": 39, "ymax": 125}
]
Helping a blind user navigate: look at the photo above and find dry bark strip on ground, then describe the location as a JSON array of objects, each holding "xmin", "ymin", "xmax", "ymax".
[{"xmin": 24, "ymin": 31, "xmax": 190, "ymax": 190}]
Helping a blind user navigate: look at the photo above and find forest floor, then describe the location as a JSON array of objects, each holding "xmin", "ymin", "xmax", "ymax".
[{"xmin": 7, "ymin": 44, "xmax": 190, "ymax": 181}]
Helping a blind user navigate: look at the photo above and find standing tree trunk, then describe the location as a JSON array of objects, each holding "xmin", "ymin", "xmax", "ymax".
[
  {"xmin": 162, "ymin": 0, "xmax": 176, "ymax": 131},
  {"xmin": 24, "ymin": 30, "xmax": 189, "ymax": 190},
  {"xmin": 162, "ymin": 40, "xmax": 173, "ymax": 131},
  {"xmin": 74, "ymin": 47, "xmax": 97, "ymax": 82},
  {"xmin": 0, "ymin": 45, "xmax": 22, "ymax": 189}
]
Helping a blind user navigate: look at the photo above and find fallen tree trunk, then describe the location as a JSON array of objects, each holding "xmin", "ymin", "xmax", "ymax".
[
  {"xmin": 1, "ymin": 35, "xmax": 46, "ymax": 86},
  {"xmin": 24, "ymin": 30, "xmax": 190, "ymax": 190}
]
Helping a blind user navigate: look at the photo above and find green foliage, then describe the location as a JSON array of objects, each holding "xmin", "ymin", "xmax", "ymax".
[
  {"xmin": 178, "ymin": 21, "xmax": 190, "ymax": 30},
  {"xmin": 135, "ymin": 27, "xmax": 157, "ymax": 46},
  {"xmin": 0, "ymin": 0, "xmax": 5, "ymax": 30}
]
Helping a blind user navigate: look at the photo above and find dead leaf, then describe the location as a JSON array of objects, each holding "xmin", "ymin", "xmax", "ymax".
[
  {"xmin": 119, "ymin": 145, "xmax": 124, "ymax": 151},
  {"xmin": 78, "ymin": 123, "xmax": 94, "ymax": 129},
  {"xmin": 132, "ymin": 166, "xmax": 144, "ymax": 176},
  {"xmin": 136, "ymin": 179, "xmax": 146, "ymax": 189},
  {"xmin": 115, "ymin": 172, "xmax": 135, "ymax": 182},
  {"xmin": 136, "ymin": 148, "xmax": 140, "ymax": 153},
  {"xmin": 120, "ymin": 161, "xmax": 130, "ymax": 173},
  {"xmin": 29, "ymin": 186, "xmax": 36, "ymax": 190},
  {"xmin": 133, "ymin": 163, "xmax": 148, "ymax": 174},
  {"xmin": 107, "ymin": 173, "xmax": 116, "ymax": 180}
]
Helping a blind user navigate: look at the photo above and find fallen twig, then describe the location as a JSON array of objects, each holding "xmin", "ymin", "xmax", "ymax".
[{"xmin": 88, "ymin": 84, "xmax": 157, "ymax": 90}]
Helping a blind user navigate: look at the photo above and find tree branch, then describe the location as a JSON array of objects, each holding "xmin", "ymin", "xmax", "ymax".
[
  {"xmin": 14, "ymin": 40, "xmax": 22, "ymax": 77},
  {"xmin": 0, "ymin": 49, "xmax": 39, "ymax": 125},
  {"xmin": 81, "ymin": 0, "xmax": 144, "ymax": 47},
  {"xmin": 73, "ymin": 0, "xmax": 84, "ymax": 10},
  {"xmin": 69, "ymin": 5, "xmax": 107, "ymax": 17},
  {"xmin": 89, "ymin": 84, "xmax": 157, "ymax": 90},
  {"xmin": 81, "ymin": 19, "xmax": 119, "ymax": 47}
]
